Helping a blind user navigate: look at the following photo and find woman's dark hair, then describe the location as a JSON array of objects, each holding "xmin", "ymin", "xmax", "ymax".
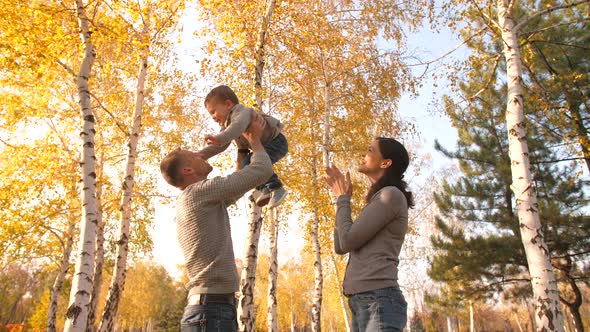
[{"xmin": 365, "ymin": 137, "xmax": 414, "ymax": 208}]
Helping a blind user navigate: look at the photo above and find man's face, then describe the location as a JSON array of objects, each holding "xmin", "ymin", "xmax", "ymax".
[
  {"xmin": 181, "ymin": 150, "xmax": 213, "ymax": 177},
  {"xmin": 205, "ymin": 98, "xmax": 233, "ymax": 125}
]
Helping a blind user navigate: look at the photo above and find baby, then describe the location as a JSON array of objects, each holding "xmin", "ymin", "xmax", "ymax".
[{"xmin": 196, "ymin": 85, "xmax": 288, "ymax": 207}]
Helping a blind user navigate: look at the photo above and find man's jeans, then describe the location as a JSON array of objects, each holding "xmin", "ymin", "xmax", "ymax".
[
  {"xmin": 180, "ymin": 303, "xmax": 238, "ymax": 332},
  {"xmin": 240, "ymin": 133, "xmax": 288, "ymax": 190},
  {"xmin": 348, "ymin": 287, "xmax": 407, "ymax": 332}
]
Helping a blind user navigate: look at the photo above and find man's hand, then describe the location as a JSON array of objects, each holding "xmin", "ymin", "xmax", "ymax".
[
  {"xmin": 325, "ymin": 166, "xmax": 353, "ymax": 198},
  {"xmin": 243, "ymin": 112, "xmax": 266, "ymax": 152},
  {"xmin": 205, "ymin": 134, "xmax": 220, "ymax": 145}
]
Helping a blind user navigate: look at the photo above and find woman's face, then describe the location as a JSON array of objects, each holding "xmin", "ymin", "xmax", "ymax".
[{"xmin": 358, "ymin": 139, "xmax": 387, "ymax": 176}]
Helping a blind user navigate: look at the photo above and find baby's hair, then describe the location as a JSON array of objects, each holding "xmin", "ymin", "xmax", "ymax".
[{"xmin": 205, "ymin": 85, "xmax": 240, "ymax": 106}]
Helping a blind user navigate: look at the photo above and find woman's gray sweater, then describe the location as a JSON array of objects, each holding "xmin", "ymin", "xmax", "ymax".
[{"xmin": 334, "ymin": 186, "xmax": 408, "ymax": 295}]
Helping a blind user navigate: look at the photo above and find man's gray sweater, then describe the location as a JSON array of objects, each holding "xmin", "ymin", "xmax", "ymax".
[{"xmin": 176, "ymin": 151, "xmax": 272, "ymax": 296}]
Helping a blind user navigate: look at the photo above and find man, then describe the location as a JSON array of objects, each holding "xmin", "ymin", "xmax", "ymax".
[{"xmin": 160, "ymin": 113, "xmax": 272, "ymax": 331}]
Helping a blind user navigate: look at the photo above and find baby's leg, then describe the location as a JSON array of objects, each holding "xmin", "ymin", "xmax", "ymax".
[{"xmin": 260, "ymin": 133, "xmax": 288, "ymax": 190}]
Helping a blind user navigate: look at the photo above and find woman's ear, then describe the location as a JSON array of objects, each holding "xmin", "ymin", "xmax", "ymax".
[{"xmin": 381, "ymin": 159, "xmax": 392, "ymax": 169}]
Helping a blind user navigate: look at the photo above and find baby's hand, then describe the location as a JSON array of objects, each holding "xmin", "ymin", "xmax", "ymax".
[{"xmin": 205, "ymin": 134, "xmax": 220, "ymax": 145}]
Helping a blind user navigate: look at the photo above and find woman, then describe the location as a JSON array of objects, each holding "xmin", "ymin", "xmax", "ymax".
[{"xmin": 325, "ymin": 137, "xmax": 413, "ymax": 332}]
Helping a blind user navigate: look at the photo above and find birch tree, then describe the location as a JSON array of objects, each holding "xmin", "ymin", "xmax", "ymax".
[
  {"xmin": 64, "ymin": 0, "xmax": 99, "ymax": 330},
  {"xmin": 98, "ymin": 24, "xmax": 150, "ymax": 332},
  {"xmin": 267, "ymin": 208, "xmax": 279, "ymax": 332},
  {"xmin": 330, "ymin": 253, "xmax": 351, "ymax": 332},
  {"xmin": 209, "ymin": 1, "xmax": 277, "ymax": 330},
  {"xmin": 93, "ymin": 1, "xmax": 186, "ymax": 328},
  {"xmin": 86, "ymin": 153, "xmax": 105, "ymax": 332},
  {"xmin": 497, "ymin": 1, "xmax": 563, "ymax": 327},
  {"xmin": 238, "ymin": 199, "xmax": 265, "ymax": 332},
  {"xmin": 47, "ymin": 219, "xmax": 76, "ymax": 332}
]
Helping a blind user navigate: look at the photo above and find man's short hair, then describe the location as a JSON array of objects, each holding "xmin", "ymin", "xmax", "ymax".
[
  {"xmin": 160, "ymin": 149, "xmax": 185, "ymax": 188},
  {"xmin": 205, "ymin": 85, "xmax": 240, "ymax": 106}
]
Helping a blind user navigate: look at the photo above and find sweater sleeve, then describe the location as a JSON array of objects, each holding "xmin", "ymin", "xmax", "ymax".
[
  {"xmin": 335, "ymin": 187, "xmax": 404, "ymax": 253},
  {"xmin": 216, "ymin": 105, "xmax": 251, "ymax": 146},
  {"xmin": 192, "ymin": 150, "xmax": 273, "ymax": 203},
  {"xmin": 333, "ymin": 228, "xmax": 345, "ymax": 255}
]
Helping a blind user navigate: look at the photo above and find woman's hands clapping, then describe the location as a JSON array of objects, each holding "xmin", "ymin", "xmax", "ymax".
[{"xmin": 325, "ymin": 166, "xmax": 353, "ymax": 198}]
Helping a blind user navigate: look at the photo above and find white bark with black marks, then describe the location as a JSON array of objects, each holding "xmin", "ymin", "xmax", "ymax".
[
  {"xmin": 99, "ymin": 42, "xmax": 149, "ymax": 332},
  {"xmin": 87, "ymin": 157, "xmax": 105, "ymax": 332},
  {"xmin": 237, "ymin": 1, "xmax": 276, "ymax": 330},
  {"xmin": 497, "ymin": 0, "xmax": 564, "ymax": 330},
  {"xmin": 253, "ymin": 0, "xmax": 276, "ymax": 112},
  {"xmin": 238, "ymin": 198, "xmax": 264, "ymax": 332},
  {"xmin": 47, "ymin": 221, "xmax": 76, "ymax": 332},
  {"xmin": 267, "ymin": 208, "xmax": 279, "ymax": 332},
  {"xmin": 311, "ymin": 206, "xmax": 323, "ymax": 332},
  {"xmin": 330, "ymin": 253, "xmax": 351, "ymax": 332},
  {"xmin": 64, "ymin": 0, "xmax": 98, "ymax": 330},
  {"xmin": 310, "ymin": 154, "xmax": 323, "ymax": 332}
]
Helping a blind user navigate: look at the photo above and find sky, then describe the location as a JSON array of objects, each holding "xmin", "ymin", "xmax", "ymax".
[{"xmin": 150, "ymin": 9, "xmax": 465, "ymax": 281}]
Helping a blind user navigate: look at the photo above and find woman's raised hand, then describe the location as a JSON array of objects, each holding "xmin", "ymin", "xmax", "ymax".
[{"xmin": 325, "ymin": 165, "xmax": 353, "ymax": 198}]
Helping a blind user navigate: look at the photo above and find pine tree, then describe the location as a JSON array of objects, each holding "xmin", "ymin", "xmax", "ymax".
[{"xmin": 516, "ymin": 3, "xmax": 590, "ymax": 173}]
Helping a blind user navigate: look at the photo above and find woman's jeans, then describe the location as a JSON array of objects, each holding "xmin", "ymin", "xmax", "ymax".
[
  {"xmin": 180, "ymin": 303, "xmax": 238, "ymax": 332},
  {"xmin": 348, "ymin": 287, "xmax": 407, "ymax": 332}
]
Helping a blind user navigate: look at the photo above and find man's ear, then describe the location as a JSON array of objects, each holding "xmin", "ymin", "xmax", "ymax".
[
  {"xmin": 381, "ymin": 159, "xmax": 392, "ymax": 169},
  {"xmin": 181, "ymin": 167, "xmax": 194, "ymax": 176},
  {"xmin": 225, "ymin": 99, "xmax": 234, "ymax": 108}
]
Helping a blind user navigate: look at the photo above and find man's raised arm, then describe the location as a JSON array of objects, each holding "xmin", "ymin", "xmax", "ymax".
[{"xmin": 196, "ymin": 113, "xmax": 272, "ymax": 202}]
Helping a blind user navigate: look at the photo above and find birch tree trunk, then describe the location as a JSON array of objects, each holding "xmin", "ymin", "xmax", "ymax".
[
  {"xmin": 447, "ymin": 316, "xmax": 454, "ymax": 332},
  {"xmin": 469, "ymin": 301, "xmax": 474, "ymax": 332},
  {"xmin": 497, "ymin": 0, "xmax": 564, "ymax": 330},
  {"xmin": 87, "ymin": 156, "xmax": 105, "ymax": 332},
  {"xmin": 289, "ymin": 293, "xmax": 295, "ymax": 332},
  {"xmin": 321, "ymin": 69, "xmax": 331, "ymax": 169},
  {"xmin": 253, "ymin": 0, "xmax": 276, "ymax": 111},
  {"xmin": 64, "ymin": 1, "xmax": 98, "ymax": 330},
  {"xmin": 99, "ymin": 45, "xmax": 149, "ymax": 332},
  {"xmin": 238, "ymin": 1, "xmax": 276, "ymax": 330},
  {"xmin": 47, "ymin": 220, "xmax": 76, "ymax": 332},
  {"xmin": 497, "ymin": 0, "xmax": 563, "ymax": 331},
  {"xmin": 311, "ymin": 157, "xmax": 323, "ymax": 332},
  {"xmin": 267, "ymin": 208, "xmax": 279, "ymax": 332},
  {"xmin": 310, "ymin": 67, "xmax": 333, "ymax": 332},
  {"xmin": 238, "ymin": 198, "xmax": 264, "ymax": 332},
  {"xmin": 527, "ymin": 300, "xmax": 538, "ymax": 331},
  {"xmin": 330, "ymin": 253, "xmax": 351, "ymax": 332}
]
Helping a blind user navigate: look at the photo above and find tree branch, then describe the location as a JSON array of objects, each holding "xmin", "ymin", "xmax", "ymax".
[
  {"xmin": 0, "ymin": 138, "xmax": 18, "ymax": 148},
  {"xmin": 56, "ymin": 59, "xmax": 77, "ymax": 77},
  {"xmin": 408, "ymin": 28, "xmax": 489, "ymax": 67},
  {"xmin": 88, "ymin": 91, "xmax": 129, "ymax": 135},
  {"xmin": 531, "ymin": 156, "xmax": 585, "ymax": 164},
  {"xmin": 468, "ymin": 0, "xmax": 502, "ymax": 31},
  {"xmin": 514, "ymin": 0, "xmax": 590, "ymax": 32},
  {"xmin": 468, "ymin": 54, "xmax": 503, "ymax": 101}
]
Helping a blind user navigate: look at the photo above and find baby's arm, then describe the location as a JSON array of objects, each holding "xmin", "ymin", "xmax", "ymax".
[
  {"xmin": 214, "ymin": 105, "xmax": 252, "ymax": 146},
  {"xmin": 196, "ymin": 142, "xmax": 231, "ymax": 160}
]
